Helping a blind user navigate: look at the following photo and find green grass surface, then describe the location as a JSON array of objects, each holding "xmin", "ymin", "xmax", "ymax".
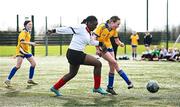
[
  {"xmin": 0, "ymin": 56, "xmax": 180, "ymax": 106},
  {"xmin": 0, "ymin": 45, "xmax": 166, "ymax": 56},
  {"xmin": 1, "ymin": 43, "xmax": 179, "ymax": 57}
]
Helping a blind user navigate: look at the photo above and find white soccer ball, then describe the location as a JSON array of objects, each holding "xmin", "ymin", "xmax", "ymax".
[{"xmin": 146, "ymin": 80, "xmax": 159, "ymax": 93}]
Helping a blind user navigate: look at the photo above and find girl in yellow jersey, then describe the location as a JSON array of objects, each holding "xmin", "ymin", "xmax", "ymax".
[
  {"xmin": 95, "ymin": 16, "xmax": 133, "ymax": 95},
  {"xmin": 130, "ymin": 32, "xmax": 139, "ymax": 60},
  {"xmin": 4, "ymin": 20, "xmax": 38, "ymax": 87}
]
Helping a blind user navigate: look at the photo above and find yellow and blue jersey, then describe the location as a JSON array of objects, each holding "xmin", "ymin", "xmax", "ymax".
[
  {"xmin": 95, "ymin": 23, "xmax": 118, "ymax": 48},
  {"xmin": 130, "ymin": 34, "xmax": 139, "ymax": 45},
  {"xmin": 16, "ymin": 30, "xmax": 31, "ymax": 56}
]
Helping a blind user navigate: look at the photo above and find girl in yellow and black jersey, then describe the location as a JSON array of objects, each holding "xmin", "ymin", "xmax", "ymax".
[
  {"xmin": 95, "ymin": 16, "xmax": 133, "ymax": 95},
  {"xmin": 130, "ymin": 32, "xmax": 139, "ymax": 60},
  {"xmin": 4, "ymin": 20, "xmax": 38, "ymax": 87},
  {"xmin": 16, "ymin": 27, "xmax": 32, "ymax": 57}
]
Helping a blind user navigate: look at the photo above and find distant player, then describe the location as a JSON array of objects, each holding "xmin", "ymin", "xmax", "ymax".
[
  {"xmin": 144, "ymin": 32, "xmax": 152, "ymax": 51},
  {"xmin": 4, "ymin": 20, "xmax": 38, "ymax": 87},
  {"xmin": 48, "ymin": 15, "xmax": 107, "ymax": 96},
  {"xmin": 95, "ymin": 16, "xmax": 133, "ymax": 95},
  {"xmin": 130, "ymin": 32, "xmax": 139, "ymax": 60}
]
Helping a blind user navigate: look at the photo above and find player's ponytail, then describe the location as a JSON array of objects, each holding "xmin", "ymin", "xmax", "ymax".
[
  {"xmin": 106, "ymin": 20, "xmax": 110, "ymax": 23},
  {"xmin": 81, "ymin": 19, "xmax": 87, "ymax": 24}
]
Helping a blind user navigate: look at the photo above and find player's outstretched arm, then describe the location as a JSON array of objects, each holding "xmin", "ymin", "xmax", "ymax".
[
  {"xmin": 115, "ymin": 38, "xmax": 124, "ymax": 47},
  {"xmin": 48, "ymin": 26, "xmax": 80, "ymax": 35}
]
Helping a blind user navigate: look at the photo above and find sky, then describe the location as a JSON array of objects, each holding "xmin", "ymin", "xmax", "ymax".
[{"xmin": 0, "ymin": 0, "xmax": 180, "ymax": 32}]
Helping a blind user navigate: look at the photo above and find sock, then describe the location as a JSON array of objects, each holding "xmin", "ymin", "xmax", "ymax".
[
  {"xmin": 53, "ymin": 78, "xmax": 66, "ymax": 90},
  {"xmin": 29, "ymin": 66, "xmax": 35, "ymax": 80},
  {"xmin": 135, "ymin": 53, "xmax": 137, "ymax": 58},
  {"xmin": 107, "ymin": 73, "xmax": 114, "ymax": 89},
  {"xmin": 94, "ymin": 75, "xmax": 101, "ymax": 89},
  {"xmin": 132, "ymin": 53, "xmax": 134, "ymax": 58},
  {"xmin": 118, "ymin": 69, "xmax": 131, "ymax": 85},
  {"xmin": 8, "ymin": 67, "xmax": 18, "ymax": 80}
]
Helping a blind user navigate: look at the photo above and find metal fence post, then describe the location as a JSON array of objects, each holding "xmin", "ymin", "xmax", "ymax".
[
  {"xmin": 31, "ymin": 15, "xmax": 35, "ymax": 56},
  {"xmin": 60, "ymin": 16, "xmax": 62, "ymax": 56},
  {"xmin": 124, "ymin": 19, "xmax": 127, "ymax": 54},
  {"xmin": 16, "ymin": 14, "xmax": 19, "ymax": 45},
  {"xmin": 45, "ymin": 16, "xmax": 48, "ymax": 56}
]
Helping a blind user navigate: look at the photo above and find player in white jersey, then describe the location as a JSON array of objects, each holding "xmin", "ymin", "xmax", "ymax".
[{"xmin": 48, "ymin": 15, "xmax": 108, "ymax": 96}]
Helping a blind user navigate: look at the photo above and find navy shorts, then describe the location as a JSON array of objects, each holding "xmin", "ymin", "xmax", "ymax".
[
  {"xmin": 17, "ymin": 54, "xmax": 32, "ymax": 59},
  {"xmin": 131, "ymin": 45, "xmax": 137, "ymax": 48},
  {"xmin": 66, "ymin": 49, "xmax": 86, "ymax": 66},
  {"xmin": 107, "ymin": 48, "xmax": 114, "ymax": 52}
]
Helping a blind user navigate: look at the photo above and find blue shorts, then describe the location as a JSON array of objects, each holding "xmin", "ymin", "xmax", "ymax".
[
  {"xmin": 17, "ymin": 54, "xmax": 33, "ymax": 59},
  {"xmin": 107, "ymin": 48, "xmax": 114, "ymax": 52}
]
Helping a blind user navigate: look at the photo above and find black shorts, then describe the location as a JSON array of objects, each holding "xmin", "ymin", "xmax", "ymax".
[
  {"xmin": 66, "ymin": 49, "xmax": 86, "ymax": 66},
  {"xmin": 145, "ymin": 44, "xmax": 150, "ymax": 47},
  {"xmin": 107, "ymin": 48, "xmax": 114, "ymax": 52},
  {"xmin": 131, "ymin": 45, "xmax": 137, "ymax": 48}
]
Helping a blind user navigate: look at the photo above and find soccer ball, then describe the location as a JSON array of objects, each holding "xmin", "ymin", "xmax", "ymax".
[{"xmin": 146, "ymin": 80, "xmax": 159, "ymax": 93}]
